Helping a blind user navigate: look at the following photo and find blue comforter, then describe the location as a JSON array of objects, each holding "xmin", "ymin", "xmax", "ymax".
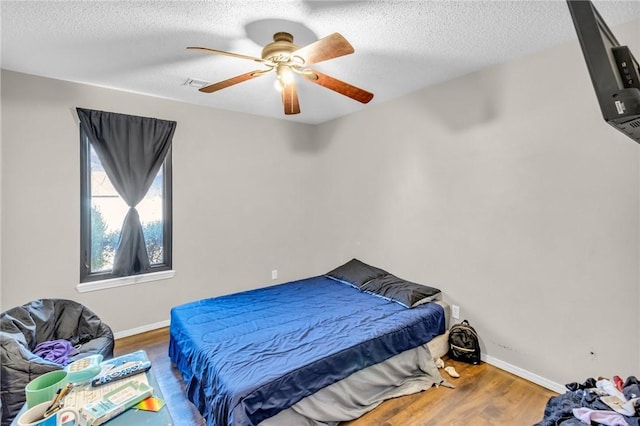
[{"xmin": 169, "ymin": 275, "xmax": 445, "ymax": 426}]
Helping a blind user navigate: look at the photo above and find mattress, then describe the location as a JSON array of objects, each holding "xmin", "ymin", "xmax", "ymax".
[{"xmin": 169, "ymin": 275, "xmax": 447, "ymax": 426}]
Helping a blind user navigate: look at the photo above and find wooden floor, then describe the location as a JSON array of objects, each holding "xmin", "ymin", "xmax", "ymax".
[{"xmin": 115, "ymin": 328, "xmax": 557, "ymax": 425}]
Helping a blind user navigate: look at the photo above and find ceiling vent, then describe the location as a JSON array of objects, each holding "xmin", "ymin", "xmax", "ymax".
[{"xmin": 182, "ymin": 78, "xmax": 210, "ymax": 88}]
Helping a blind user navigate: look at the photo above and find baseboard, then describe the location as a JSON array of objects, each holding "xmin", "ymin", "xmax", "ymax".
[
  {"xmin": 113, "ymin": 319, "xmax": 170, "ymax": 340},
  {"xmin": 483, "ymin": 353, "xmax": 566, "ymax": 394}
]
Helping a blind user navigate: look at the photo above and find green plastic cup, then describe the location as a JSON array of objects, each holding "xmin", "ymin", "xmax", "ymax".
[{"xmin": 25, "ymin": 370, "xmax": 68, "ymax": 408}]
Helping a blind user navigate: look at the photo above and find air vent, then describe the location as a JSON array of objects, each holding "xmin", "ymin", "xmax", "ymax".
[
  {"xmin": 182, "ymin": 78, "xmax": 209, "ymax": 88},
  {"xmin": 628, "ymin": 119, "xmax": 640, "ymax": 128}
]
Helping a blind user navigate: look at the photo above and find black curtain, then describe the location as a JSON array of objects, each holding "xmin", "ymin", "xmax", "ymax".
[{"xmin": 77, "ymin": 108, "xmax": 176, "ymax": 276}]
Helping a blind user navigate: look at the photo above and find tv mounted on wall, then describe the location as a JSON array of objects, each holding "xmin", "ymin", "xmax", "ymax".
[{"xmin": 566, "ymin": 0, "xmax": 640, "ymax": 144}]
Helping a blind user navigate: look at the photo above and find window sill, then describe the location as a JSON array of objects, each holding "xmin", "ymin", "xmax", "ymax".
[{"xmin": 76, "ymin": 270, "xmax": 175, "ymax": 293}]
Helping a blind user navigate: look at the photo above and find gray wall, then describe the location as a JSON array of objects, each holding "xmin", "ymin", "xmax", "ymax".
[
  {"xmin": 2, "ymin": 18, "xmax": 638, "ymax": 388},
  {"xmin": 311, "ymin": 18, "xmax": 640, "ymax": 386},
  {"xmin": 1, "ymin": 70, "xmax": 324, "ymax": 331}
]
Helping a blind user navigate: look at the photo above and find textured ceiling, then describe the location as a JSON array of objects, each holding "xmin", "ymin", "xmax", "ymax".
[{"xmin": 2, "ymin": 1, "xmax": 640, "ymax": 124}]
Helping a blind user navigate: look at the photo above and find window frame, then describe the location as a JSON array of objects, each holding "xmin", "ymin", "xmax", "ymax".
[{"xmin": 80, "ymin": 124, "xmax": 173, "ymax": 283}]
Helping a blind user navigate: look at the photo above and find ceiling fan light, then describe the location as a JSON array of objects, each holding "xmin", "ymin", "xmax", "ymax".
[
  {"xmin": 279, "ymin": 65, "xmax": 294, "ymax": 83},
  {"xmin": 282, "ymin": 71, "xmax": 294, "ymax": 84}
]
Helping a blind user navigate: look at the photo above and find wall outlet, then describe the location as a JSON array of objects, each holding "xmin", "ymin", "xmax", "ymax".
[
  {"xmin": 451, "ymin": 304, "xmax": 460, "ymax": 319},
  {"xmin": 271, "ymin": 270, "xmax": 278, "ymax": 280}
]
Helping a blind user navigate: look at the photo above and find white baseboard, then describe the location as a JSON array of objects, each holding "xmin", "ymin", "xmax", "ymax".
[
  {"xmin": 483, "ymin": 353, "xmax": 566, "ymax": 394},
  {"xmin": 114, "ymin": 319, "xmax": 170, "ymax": 340}
]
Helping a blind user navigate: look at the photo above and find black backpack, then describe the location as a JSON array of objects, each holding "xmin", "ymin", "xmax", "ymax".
[{"xmin": 448, "ymin": 320, "xmax": 481, "ymax": 364}]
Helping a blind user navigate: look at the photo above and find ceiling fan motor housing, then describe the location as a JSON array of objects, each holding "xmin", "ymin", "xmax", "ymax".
[{"xmin": 261, "ymin": 32, "xmax": 300, "ymax": 62}]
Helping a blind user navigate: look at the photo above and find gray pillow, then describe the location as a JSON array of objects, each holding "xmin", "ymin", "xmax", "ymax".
[
  {"xmin": 361, "ymin": 273, "xmax": 441, "ymax": 308},
  {"xmin": 325, "ymin": 258, "xmax": 387, "ymax": 288}
]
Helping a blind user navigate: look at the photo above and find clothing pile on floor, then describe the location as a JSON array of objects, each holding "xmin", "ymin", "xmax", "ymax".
[{"xmin": 535, "ymin": 376, "xmax": 640, "ymax": 426}]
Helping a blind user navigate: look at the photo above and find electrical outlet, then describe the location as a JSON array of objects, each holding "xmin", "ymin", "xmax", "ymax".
[
  {"xmin": 451, "ymin": 304, "xmax": 460, "ymax": 319},
  {"xmin": 271, "ymin": 270, "xmax": 278, "ymax": 280}
]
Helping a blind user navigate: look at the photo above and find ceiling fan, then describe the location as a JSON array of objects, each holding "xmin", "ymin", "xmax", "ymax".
[{"xmin": 187, "ymin": 32, "xmax": 374, "ymax": 115}]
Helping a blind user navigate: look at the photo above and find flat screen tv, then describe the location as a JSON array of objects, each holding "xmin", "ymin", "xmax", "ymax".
[{"xmin": 567, "ymin": 0, "xmax": 640, "ymax": 144}]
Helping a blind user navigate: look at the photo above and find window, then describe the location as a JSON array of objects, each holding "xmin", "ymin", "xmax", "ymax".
[{"xmin": 80, "ymin": 125, "xmax": 173, "ymax": 282}]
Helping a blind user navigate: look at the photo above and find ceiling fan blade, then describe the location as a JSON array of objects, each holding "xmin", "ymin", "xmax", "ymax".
[
  {"xmin": 304, "ymin": 70, "xmax": 374, "ymax": 104},
  {"xmin": 187, "ymin": 46, "xmax": 267, "ymax": 64},
  {"xmin": 199, "ymin": 69, "xmax": 270, "ymax": 93},
  {"xmin": 282, "ymin": 80, "xmax": 301, "ymax": 115},
  {"xmin": 292, "ymin": 33, "xmax": 354, "ymax": 65}
]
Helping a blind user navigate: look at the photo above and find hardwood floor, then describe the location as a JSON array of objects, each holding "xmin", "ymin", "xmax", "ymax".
[{"xmin": 114, "ymin": 328, "xmax": 557, "ymax": 425}]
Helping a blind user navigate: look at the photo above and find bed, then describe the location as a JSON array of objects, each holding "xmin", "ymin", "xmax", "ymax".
[{"xmin": 169, "ymin": 259, "xmax": 451, "ymax": 426}]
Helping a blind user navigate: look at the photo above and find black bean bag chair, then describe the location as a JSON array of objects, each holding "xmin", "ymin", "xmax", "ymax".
[{"xmin": 0, "ymin": 299, "xmax": 114, "ymax": 425}]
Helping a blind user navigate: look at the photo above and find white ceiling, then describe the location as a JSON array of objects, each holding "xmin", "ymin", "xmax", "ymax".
[{"xmin": 2, "ymin": 1, "xmax": 640, "ymax": 124}]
